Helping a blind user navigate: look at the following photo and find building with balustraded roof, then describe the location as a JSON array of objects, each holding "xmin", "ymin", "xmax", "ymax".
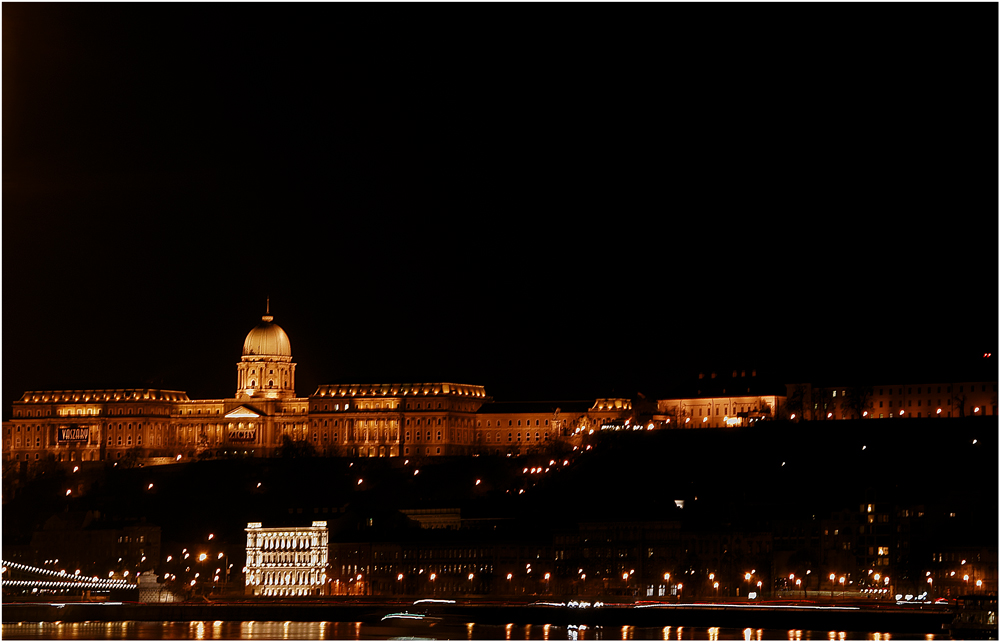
[{"xmin": 3, "ymin": 307, "xmax": 636, "ymax": 467}]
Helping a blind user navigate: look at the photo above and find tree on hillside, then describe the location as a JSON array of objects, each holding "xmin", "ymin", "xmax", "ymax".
[
  {"xmin": 951, "ymin": 392, "xmax": 967, "ymax": 418},
  {"xmin": 785, "ymin": 385, "xmax": 806, "ymax": 420},
  {"xmin": 277, "ymin": 435, "xmax": 316, "ymax": 458},
  {"xmin": 845, "ymin": 385, "xmax": 874, "ymax": 420}
]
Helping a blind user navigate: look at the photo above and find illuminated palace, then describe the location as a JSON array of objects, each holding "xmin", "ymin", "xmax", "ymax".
[
  {"xmin": 6, "ymin": 314, "xmax": 994, "ymax": 466},
  {"xmin": 3, "ymin": 312, "xmax": 632, "ymax": 465}
]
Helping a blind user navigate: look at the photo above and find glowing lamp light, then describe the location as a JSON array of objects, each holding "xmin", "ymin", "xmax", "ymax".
[
  {"xmin": 506, "ymin": 574, "xmax": 512, "ymax": 580},
  {"xmin": 176, "ymin": 455, "xmax": 182, "ymax": 461},
  {"xmin": 937, "ymin": 409, "xmax": 942, "ymax": 414},
  {"xmin": 714, "ymin": 582, "xmax": 719, "ymax": 589},
  {"xmin": 790, "ymin": 413, "xmax": 796, "ymax": 419},
  {"xmin": 964, "ymin": 575, "xmax": 970, "ymax": 581},
  {"xmin": 702, "ymin": 417, "xmax": 708, "ymax": 423},
  {"xmin": 475, "ymin": 479, "xmax": 481, "ymax": 485},
  {"xmin": 198, "ymin": 554, "xmax": 207, "ymax": 562},
  {"xmin": 357, "ymin": 574, "xmax": 362, "ymax": 581},
  {"xmin": 623, "ymin": 573, "xmax": 629, "ymax": 581},
  {"xmin": 414, "ymin": 470, "xmax": 419, "ymax": 475},
  {"xmin": 863, "ymin": 411, "xmax": 868, "ymax": 417},
  {"xmin": 66, "ymin": 490, "xmax": 72, "ymax": 496},
  {"xmin": 148, "ymin": 484, "xmax": 154, "ymax": 490},
  {"xmin": 745, "ymin": 573, "xmax": 752, "ymax": 581},
  {"xmin": 397, "ymin": 574, "xmax": 404, "ymax": 581},
  {"xmin": 357, "ymin": 479, "xmax": 363, "ymax": 485},
  {"xmin": 218, "ymin": 553, "xmax": 224, "ymax": 559},
  {"xmin": 827, "ymin": 412, "xmax": 833, "ymax": 418},
  {"xmin": 73, "ymin": 466, "xmax": 79, "ymax": 473},
  {"xmin": 430, "ymin": 573, "xmax": 437, "ymax": 580},
  {"xmin": 899, "ymin": 410, "xmax": 904, "ymax": 416},
  {"xmin": 685, "ymin": 418, "xmax": 690, "ymax": 424},
  {"xmin": 974, "ymin": 406, "xmax": 980, "ymax": 413},
  {"xmin": 208, "ymin": 534, "xmax": 214, "ymax": 540}
]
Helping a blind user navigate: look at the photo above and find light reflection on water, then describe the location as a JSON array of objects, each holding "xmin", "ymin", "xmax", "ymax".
[{"xmin": 0, "ymin": 622, "xmax": 923, "ymax": 640}]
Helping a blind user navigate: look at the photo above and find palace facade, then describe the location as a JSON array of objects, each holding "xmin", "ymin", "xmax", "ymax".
[
  {"xmin": 5, "ymin": 313, "xmax": 993, "ymax": 467},
  {"xmin": 2, "ymin": 312, "xmax": 632, "ymax": 466}
]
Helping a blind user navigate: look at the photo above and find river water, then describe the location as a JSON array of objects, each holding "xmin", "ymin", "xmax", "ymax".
[{"xmin": 0, "ymin": 621, "xmax": 941, "ymax": 640}]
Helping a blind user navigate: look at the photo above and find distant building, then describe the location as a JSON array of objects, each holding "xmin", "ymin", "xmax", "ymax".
[
  {"xmin": 786, "ymin": 382, "xmax": 997, "ymax": 421},
  {"xmin": 244, "ymin": 521, "xmax": 329, "ymax": 597},
  {"xmin": 12, "ymin": 511, "xmax": 161, "ymax": 578}
]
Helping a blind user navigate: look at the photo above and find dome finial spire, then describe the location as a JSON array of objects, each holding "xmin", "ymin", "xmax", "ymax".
[{"xmin": 262, "ymin": 297, "xmax": 273, "ymax": 323}]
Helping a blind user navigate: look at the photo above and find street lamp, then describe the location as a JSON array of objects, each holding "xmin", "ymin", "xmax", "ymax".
[
  {"xmin": 839, "ymin": 576, "xmax": 845, "ymax": 597},
  {"xmin": 830, "ymin": 574, "xmax": 836, "ymax": 597}
]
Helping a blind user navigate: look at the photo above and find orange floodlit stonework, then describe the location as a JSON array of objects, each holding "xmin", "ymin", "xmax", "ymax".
[{"xmin": 2, "ymin": 311, "xmax": 631, "ymax": 466}]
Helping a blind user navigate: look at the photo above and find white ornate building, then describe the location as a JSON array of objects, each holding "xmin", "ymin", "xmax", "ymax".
[{"xmin": 245, "ymin": 521, "xmax": 329, "ymax": 596}]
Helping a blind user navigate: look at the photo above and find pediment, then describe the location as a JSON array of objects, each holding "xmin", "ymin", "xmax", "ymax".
[{"xmin": 225, "ymin": 405, "xmax": 263, "ymax": 419}]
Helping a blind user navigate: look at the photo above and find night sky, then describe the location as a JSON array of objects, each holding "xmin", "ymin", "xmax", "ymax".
[{"xmin": 4, "ymin": 6, "xmax": 997, "ymax": 417}]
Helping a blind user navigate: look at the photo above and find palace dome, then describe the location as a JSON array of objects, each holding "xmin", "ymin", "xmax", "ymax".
[{"xmin": 242, "ymin": 315, "xmax": 291, "ymax": 357}]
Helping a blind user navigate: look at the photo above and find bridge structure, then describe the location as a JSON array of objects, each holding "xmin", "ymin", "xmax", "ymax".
[{"xmin": 1, "ymin": 559, "xmax": 137, "ymax": 596}]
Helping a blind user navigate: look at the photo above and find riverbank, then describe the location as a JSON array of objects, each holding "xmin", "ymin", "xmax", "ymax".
[{"xmin": 1, "ymin": 599, "xmax": 955, "ymax": 635}]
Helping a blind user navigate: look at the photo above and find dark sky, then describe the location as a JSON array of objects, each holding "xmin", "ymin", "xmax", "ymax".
[{"xmin": 4, "ymin": 5, "xmax": 997, "ymax": 415}]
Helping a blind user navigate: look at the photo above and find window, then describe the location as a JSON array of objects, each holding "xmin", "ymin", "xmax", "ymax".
[{"xmin": 832, "ymin": 390, "xmax": 837, "ymax": 397}]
